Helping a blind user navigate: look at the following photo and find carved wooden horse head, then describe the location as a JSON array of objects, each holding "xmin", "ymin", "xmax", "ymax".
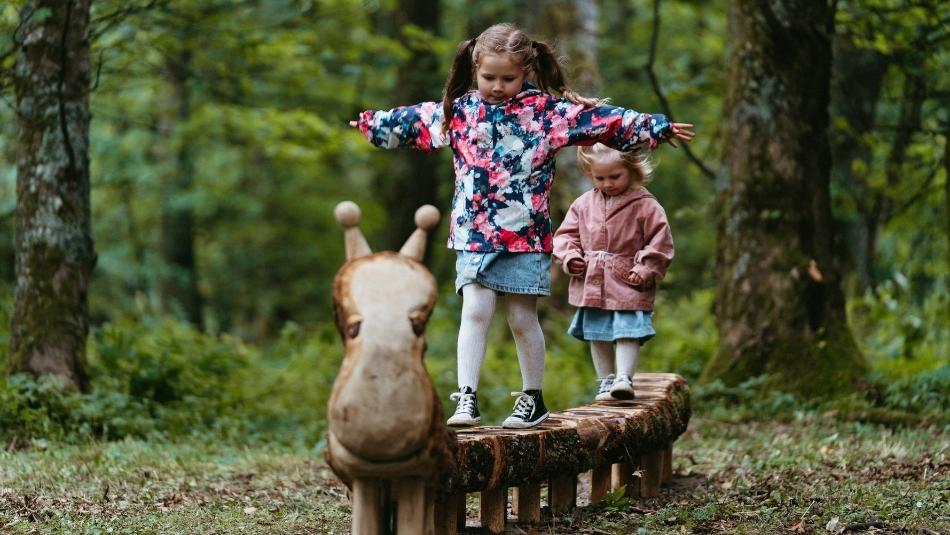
[{"xmin": 327, "ymin": 201, "xmax": 454, "ymax": 494}]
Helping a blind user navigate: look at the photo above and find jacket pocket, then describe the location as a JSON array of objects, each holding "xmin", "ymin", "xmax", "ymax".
[{"xmin": 610, "ymin": 256, "xmax": 652, "ymax": 290}]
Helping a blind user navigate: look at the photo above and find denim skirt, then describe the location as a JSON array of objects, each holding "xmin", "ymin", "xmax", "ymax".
[
  {"xmin": 455, "ymin": 251, "xmax": 552, "ymax": 295},
  {"xmin": 568, "ymin": 308, "xmax": 655, "ymax": 344}
]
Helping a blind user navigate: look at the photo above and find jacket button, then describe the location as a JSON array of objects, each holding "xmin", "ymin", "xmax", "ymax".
[{"xmin": 590, "ymin": 279, "xmax": 600, "ymax": 285}]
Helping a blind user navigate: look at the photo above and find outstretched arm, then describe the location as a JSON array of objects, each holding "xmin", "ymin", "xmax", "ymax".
[
  {"xmin": 553, "ymin": 100, "xmax": 694, "ymax": 151},
  {"xmin": 350, "ymin": 101, "xmax": 446, "ymax": 153}
]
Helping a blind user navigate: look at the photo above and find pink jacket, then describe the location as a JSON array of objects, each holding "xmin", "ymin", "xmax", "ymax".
[{"xmin": 553, "ymin": 186, "xmax": 674, "ymax": 311}]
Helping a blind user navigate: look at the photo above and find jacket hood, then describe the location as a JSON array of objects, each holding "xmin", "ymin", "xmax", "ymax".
[{"xmin": 594, "ymin": 185, "xmax": 656, "ymax": 209}]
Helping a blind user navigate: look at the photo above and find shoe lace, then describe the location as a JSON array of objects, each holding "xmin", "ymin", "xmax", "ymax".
[
  {"xmin": 450, "ymin": 392, "xmax": 476, "ymax": 415},
  {"xmin": 509, "ymin": 392, "xmax": 535, "ymax": 420},
  {"xmin": 597, "ymin": 374, "xmax": 615, "ymax": 394}
]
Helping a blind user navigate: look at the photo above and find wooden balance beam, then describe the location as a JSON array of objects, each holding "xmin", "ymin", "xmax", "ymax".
[{"xmin": 434, "ymin": 372, "xmax": 691, "ymax": 534}]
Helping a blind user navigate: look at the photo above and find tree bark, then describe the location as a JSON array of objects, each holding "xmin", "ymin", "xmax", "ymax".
[
  {"xmin": 10, "ymin": 0, "xmax": 95, "ymax": 390},
  {"xmin": 704, "ymin": 0, "xmax": 865, "ymax": 397},
  {"xmin": 158, "ymin": 47, "xmax": 203, "ymax": 326},
  {"xmin": 374, "ymin": 0, "xmax": 443, "ymax": 255}
]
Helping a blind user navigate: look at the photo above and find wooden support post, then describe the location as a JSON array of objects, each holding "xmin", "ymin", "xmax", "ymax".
[
  {"xmin": 424, "ymin": 489, "xmax": 435, "ymax": 535},
  {"xmin": 641, "ymin": 451, "xmax": 663, "ymax": 498},
  {"xmin": 514, "ymin": 483, "xmax": 541, "ymax": 524},
  {"xmin": 352, "ymin": 478, "xmax": 382, "ymax": 535},
  {"xmin": 589, "ymin": 465, "xmax": 612, "ymax": 504},
  {"xmin": 612, "ymin": 461, "xmax": 640, "ymax": 498},
  {"xmin": 433, "ymin": 493, "xmax": 460, "ymax": 535},
  {"xmin": 480, "ymin": 488, "xmax": 507, "ymax": 534},
  {"xmin": 395, "ymin": 478, "xmax": 425, "ymax": 534},
  {"xmin": 662, "ymin": 443, "xmax": 673, "ymax": 484},
  {"xmin": 455, "ymin": 493, "xmax": 466, "ymax": 531},
  {"xmin": 549, "ymin": 474, "xmax": 577, "ymax": 514}
]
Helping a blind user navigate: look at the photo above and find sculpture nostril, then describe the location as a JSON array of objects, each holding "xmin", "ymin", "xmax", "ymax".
[{"xmin": 346, "ymin": 321, "xmax": 361, "ymax": 338}]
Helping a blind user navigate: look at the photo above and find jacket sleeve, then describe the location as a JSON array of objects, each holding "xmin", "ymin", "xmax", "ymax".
[
  {"xmin": 631, "ymin": 200, "xmax": 674, "ymax": 285},
  {"xmin": 356, "ymin": 101, "xmax": 446, "ymax": 153},
  {"xmin": 548, "ymin": 100, "xmax": 672, "ymax": 151},
  {"xmin": 553, "ymin": 202, "xmax": 585, "ymax": 276}
]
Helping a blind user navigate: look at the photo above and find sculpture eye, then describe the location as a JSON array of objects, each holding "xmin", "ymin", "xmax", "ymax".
[
  {"xmin": 346, "ymin": 320, "xmax": 361, "ymax": 338},
  {"xmin": 410, "ymin": 313, "xmax": 427, "ymax": 336}
]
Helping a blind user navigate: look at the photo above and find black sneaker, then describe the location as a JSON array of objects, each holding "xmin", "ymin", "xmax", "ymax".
[
  {"xmin": 502, "ymin": 390, "xmax": 549, "ymax": 429},
  {"xmin": 447, "ymin": 386, "xmax": 480, "ymax": 426}
]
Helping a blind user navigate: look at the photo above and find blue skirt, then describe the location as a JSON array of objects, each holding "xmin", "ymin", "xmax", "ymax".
[
  {"xmin": 455, "ymin": 251, "xmax": 551, "ymax": 296},
  {"xmin": 568, "ymin": 308, "xmax": 655, "ymax": 344}
]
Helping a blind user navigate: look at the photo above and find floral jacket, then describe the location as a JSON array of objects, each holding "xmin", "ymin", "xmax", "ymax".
[
  {"xmin": 357, "ymin": 82, "xmax": 672, "ymax": 252},
  {"xmin": 553, "ymin": 186, "xmax": 673, "ymax": 311}
]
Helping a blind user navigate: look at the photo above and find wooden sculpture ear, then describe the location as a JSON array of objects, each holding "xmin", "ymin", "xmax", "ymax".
[
  {"xmin": 334, "ymin": 201, "xmax": 372, "ymax": 261},
  {"xmin": 399, "ymin": 205, "xmax": 440, "ymax": 261}
]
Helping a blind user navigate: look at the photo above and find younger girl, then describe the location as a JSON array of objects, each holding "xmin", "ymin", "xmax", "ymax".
[
  {"xmin": 553, "ymin": 144, "xmax": 674, "ymax": 401},
  {"xmin": 352, "ymin": 23, "xmax": 692, "ymax": 427}
]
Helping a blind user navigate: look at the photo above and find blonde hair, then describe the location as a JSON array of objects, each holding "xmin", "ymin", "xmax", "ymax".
[
  {"xmin": 576, "ymin": 144, "xmax": 655, "ymax": 186},
  {"xmin": 441, "ymin": 23, "xmax": 603, "ymax": 135}
]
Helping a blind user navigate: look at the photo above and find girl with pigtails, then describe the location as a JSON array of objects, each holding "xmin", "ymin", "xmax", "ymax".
[{"xmin": 351, "ymin": 22, "xmax": 694, "ymax": 428}]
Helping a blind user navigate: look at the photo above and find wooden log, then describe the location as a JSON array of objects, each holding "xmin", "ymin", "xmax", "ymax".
[
  {"xmin": 589, "ymin": 464, "xmax": 612, "ymax": 504},
  {"xmin": 640, "ymin": 450, "xmax": 663, "ymax": 498},
  {"xmin": 395, "ymin": 478, "xmax": 425, "ymax": 534},
  {"xmin": 549, "ymin": 474, "xmax": 577, "ymax": 514},
  {"xmin": 352, "ymin": 478, "xmax": 381, "ymax": 535},
  {"xmin": 662, "ymin": 443, "xmax": 673, "ymax": 484},
  {"xmin": 514, "ymin": 483, "xmax": 541, "ymax": 524},
  {"xmin": 480, "ymin": 487, "xmax": 507, "ymax": 534},
  {"xmin": 450, "ymin": 374, "xmax": 691, "ymax": 494}
]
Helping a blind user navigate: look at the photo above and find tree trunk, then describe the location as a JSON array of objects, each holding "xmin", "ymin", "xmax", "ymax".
[
  {"xmin": 10, "ymin": 0, "xmax": 95, "ymax": 390},
  {"xmin": 158, "ymin": 48, "xmax": 203, "ymax": 326},
  {"xmin": 374, "ymin": 0, "xmax": 443, "ymax": 255},
  {"xmin": 703, "ymin": 0, "xmax": 865, "ymax": 397}
]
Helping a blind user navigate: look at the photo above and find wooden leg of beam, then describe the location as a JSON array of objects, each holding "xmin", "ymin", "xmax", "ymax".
[
  {"xmin": 515, "ymin": 483, "xmax": 541, "ymax": 524},
  {"xmin": 480, "ymin": 488, "xmax": 506, "ymax": 534},
  {"xmin": 589, "ymin": 465, "xmax": 612, "ymax": 504},
  {"xmin": 455, "ymin": 493, "xmax": 466, "ymax": 531},
  {"xmin": 433, "ymin": 493, "xmax": 458, "ymax": 535},
  {"xmin": 612, "ymin": 461, "xmax": 640, "ymax": 498},
  {"xmin": 641, "ymin": 451, "xmax": 663, "ymax": 498},
  {"xmin": 662, "ymin": 443, "xmax": 673, "ymax": 484},
  {"xmin": 351, "ymin": 478, "xmax": 382, "ymax": 535},
  {"xmin": 395, "ymin": 478, "xmax": 425, "ymax": 535},
  {"xmin": 549, "ymin": 474, "xmax": 577, "ymax": 514}
]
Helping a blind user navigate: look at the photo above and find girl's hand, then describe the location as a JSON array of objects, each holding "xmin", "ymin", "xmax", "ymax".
[
  {"xmin": 666, "ymin": 122, "xmax": 695, "ymax": 148},
  {"xmin": 567, "ymin": 258, "xmax": 586, "ymax": 276},
  {"xmin": 627, "ymin": 271, "xmax": 646, "ymax": 287}
]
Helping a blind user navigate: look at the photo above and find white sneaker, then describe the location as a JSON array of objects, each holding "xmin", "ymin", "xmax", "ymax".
[
  {"xmin": 609, "ymin": 375, "xmax": 636, "ymax": 400},
  {"xmin": 595, "ymin": 374, "xmax": 615, "ymax": 401}
]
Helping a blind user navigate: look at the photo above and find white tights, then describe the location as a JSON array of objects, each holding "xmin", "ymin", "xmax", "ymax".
[
  {"xmin": 590, "ymin": 339, "xmax": 641, "ymax": 379},
  {"xmin": 457, "ymin": 283, "xmax": 545, "ymax": 391}
]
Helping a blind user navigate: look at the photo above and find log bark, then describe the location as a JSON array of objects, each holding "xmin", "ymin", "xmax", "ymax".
[
  {"xmin": 705, "ymin": 0, "xmax": 865, "ymax": 397},
  {"xmin": 10, "ymin": 0, "xmax": 95, "ymax": 390},
  {"xmin": 449, "ymin": 373, "xmax": 690, "ymax": 493}
]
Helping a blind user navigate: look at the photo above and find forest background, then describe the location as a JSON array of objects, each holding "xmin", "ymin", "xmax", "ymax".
[{"xmin": 0, "ymin": 0, "xmax": 946, "ymax": 532}]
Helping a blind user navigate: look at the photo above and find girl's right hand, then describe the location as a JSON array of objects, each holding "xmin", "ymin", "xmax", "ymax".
[{"xmin": 567, "ymin": 258, "xmax": 586, "ymax": 276}]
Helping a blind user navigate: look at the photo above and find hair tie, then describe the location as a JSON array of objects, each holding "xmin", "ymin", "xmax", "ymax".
[{"xmin": 531, "ymin": 40, "xmax": 540, "ymax": 49}]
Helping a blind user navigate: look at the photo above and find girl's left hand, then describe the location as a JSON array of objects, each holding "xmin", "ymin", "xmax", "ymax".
[
  {"xmin": 666, "ymin": 122, "xmax": 695, "ymax": 148},
  {"xmin": 348, "ymin": 120, "xmax": 358, "ymax": 127},
  {"xmin": 627, "ymin": 271, "xmax": 646, "ymax": 287}
]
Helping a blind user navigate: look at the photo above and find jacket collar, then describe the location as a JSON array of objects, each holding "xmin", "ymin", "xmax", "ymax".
[{"xmin": 470, "ymin": 81, "xmax": 543, "ymax": 106}]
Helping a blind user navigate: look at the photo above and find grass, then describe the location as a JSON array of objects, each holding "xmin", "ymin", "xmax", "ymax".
[{"xmin": 1, "ymin": 409, "xmax": 946, "ymax": 534}]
